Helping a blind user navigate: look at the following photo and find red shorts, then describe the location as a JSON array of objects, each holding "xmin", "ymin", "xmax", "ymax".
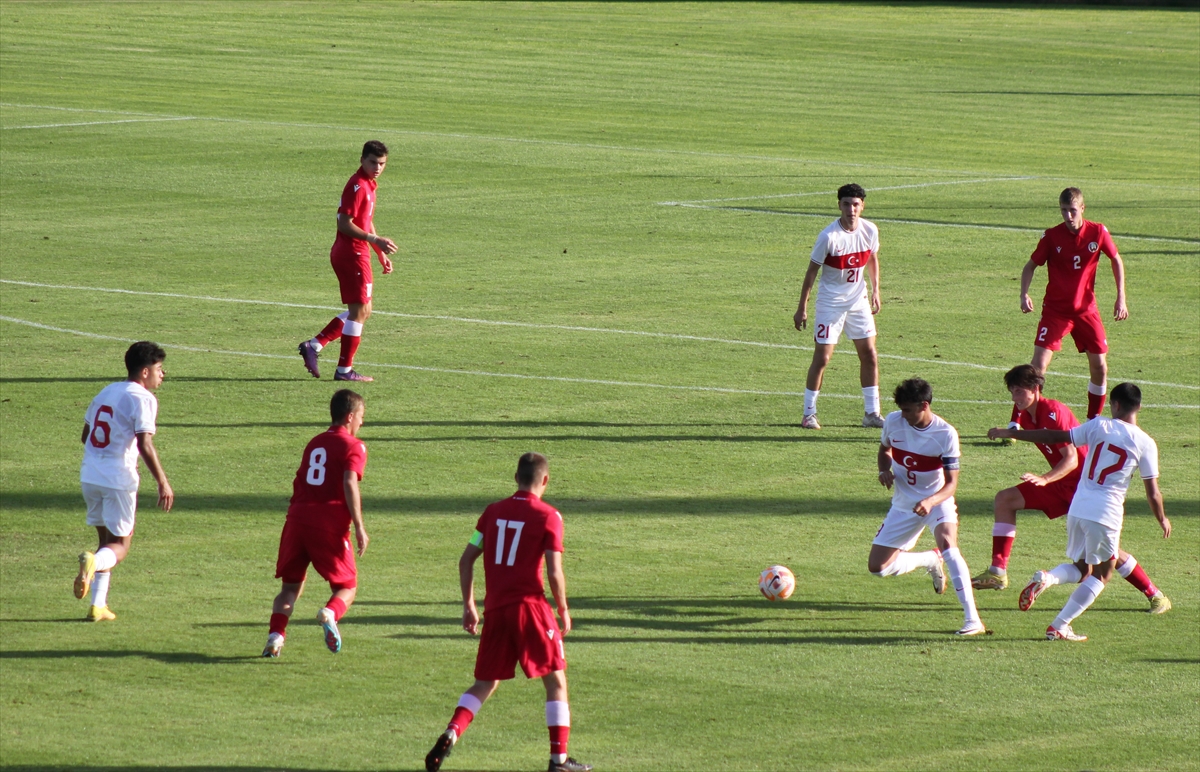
[
  {"xmin": 331, "ymin": 248, "xmax": 373, "ymax": 305},
  {"xmin": 474, "ymin": 598, "xmax": 566, "ymax": 681},
  {"xmin": 1034, "ymin": 307, "xmax": 1107, "ymax": 354},
  {"xmin": 1016, "ymin": 475, "xmax": 1078, "ymax": 519},
  {"xmin": 275, "ymin": 518, "xmax": 358, "ymax": 587}
]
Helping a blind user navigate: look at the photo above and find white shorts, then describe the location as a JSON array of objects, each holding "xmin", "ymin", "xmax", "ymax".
[
  {"xmin": 872, "ymin": 499, "xmax": 958, "ymax": 551},
  {"xmin": 82, "ymin": 482, "xmax": 137, "ymax": 537},
  {"xmin": 1065, "ymin": 515, "xmax": 1120, "ymax": 565},
  {"xmin": 814, "ymin": 297, "xmax": 875, "ymax": 345}
]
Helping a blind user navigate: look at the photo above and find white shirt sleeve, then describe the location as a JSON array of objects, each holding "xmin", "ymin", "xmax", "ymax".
[
  {"xmin": 1068, "ymin": 420, "xmax": 1095, "ymax": 448},
  {"xmin": 941, "ymin": 424, "xmax": 961, "ymax": 469},
  {"xmin": 1138, "ymin": 436, "xmax": 1160, "ymax": 480},
  {"xmin": 132, "ymin": 392, "xmax": 157, "ymax": 435},
  {"xmin": 810, "ymin": 230, "xmax": 828, "ymax": 266},
  {"xmin": 870, "ymin": 223, "xmax": 880, "ymax": 256}
]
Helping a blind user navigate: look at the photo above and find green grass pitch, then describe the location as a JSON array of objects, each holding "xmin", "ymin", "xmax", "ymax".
[{"xmin": 1, "ymin": 3, "xmax": 1198, "ymax": 771}]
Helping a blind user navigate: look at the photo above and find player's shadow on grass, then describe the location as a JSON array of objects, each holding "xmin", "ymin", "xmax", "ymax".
[{"xmin": 0, "ymin": 649, "xmax": 258, "ymax": 664}]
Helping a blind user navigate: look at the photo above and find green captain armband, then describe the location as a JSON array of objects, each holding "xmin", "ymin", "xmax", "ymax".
[{"xmin": 468, "ymin": 530, "xmax": 484, "ymax": 548}]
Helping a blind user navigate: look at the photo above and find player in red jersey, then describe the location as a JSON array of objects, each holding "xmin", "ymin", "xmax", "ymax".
[
  {"xmin": 298, "ymin": 141, "xmax": 398, "ymax": 383},
  {"xmin": 426, "ymin": 453, "xmax": 591, "ymax": 772},
  {"xmin": 262, "ymin": 390, "xmax": 370, "ymax": 657},
  {"xmin": 976, "ymin": 366, "xmax": 1170, "ymax": 613},
  {"xmin": 1012, "ymin": 187, "xmax": 1127, "ymax": 423}
]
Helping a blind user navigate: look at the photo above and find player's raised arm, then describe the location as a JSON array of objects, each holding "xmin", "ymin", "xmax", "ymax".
[
  {"xmin": 987, "ymin": 426, "xmax": 1072, "ymax": 445},
  {"xmin": 794, "ymin": 261, "xmax": 821, "ymax": 330},
  {"xmin": 1019, "ymin": 259, "xmax": 1038, "ymax": 314},
  {"xmin": 135, "ymin": 432, "xmax": 173, "ymax": 512},
  {"xmin": 544, "ymin": 549, "xmax": 571, "ymax": 635},
  {"xmin": 459, "ymin": 540, "xmax": 484, "ymax": 635}
]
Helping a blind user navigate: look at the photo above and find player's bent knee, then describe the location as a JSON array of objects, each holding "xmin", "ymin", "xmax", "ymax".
[{"xmin": 329, "ymin": 582, "xmax": 356, "ymax": 592}]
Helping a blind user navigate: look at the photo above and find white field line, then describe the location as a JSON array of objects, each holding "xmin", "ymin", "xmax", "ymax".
[
  {"xmin": 6, "ymin": 314, "xmax": 1198, "ymax": 410},
  {"xmin": 2, "ymin": 117, "xmax": 196, "ymax": 130},
  {"xmin": 663, "ymin": 203, "xmax": 1200, "ymax": 246},
  {"xmin": 3, "ymin": 279, "xmax": 1198, "ymax": 393},
  {"xmin": 660, "ymin": 176, "xmax": 1038, "ymax": 206}
]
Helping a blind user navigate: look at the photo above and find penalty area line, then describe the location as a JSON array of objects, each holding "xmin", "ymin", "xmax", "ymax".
[
  {"xmin": 2, "ymin": 279, "xmax": 1197, "ymax": 392},
  {"xmin": 2, "ymin": 315, "xmax": 1197, "ymax": 410}
]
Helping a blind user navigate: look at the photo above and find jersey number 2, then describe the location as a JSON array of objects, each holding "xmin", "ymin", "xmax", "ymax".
[
  {"xmin": 89, "ymin": 405, "xmax": 114, "ymax": 448},
  {"xmin": 306, "ymin": 447, "xmax": 328, "ymax": 486},
  {"xmin": 494, "ymin": 519, "xmax": 525, "ymax": 566},
  {"xmin": 1086, "ymin": 442, "xmax": 1128, "ymax": 486}
]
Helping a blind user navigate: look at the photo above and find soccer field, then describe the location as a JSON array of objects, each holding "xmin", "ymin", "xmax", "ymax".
[{"xmin": 1, "ymin": 3, "xmax": 1198, "ymax": 771}]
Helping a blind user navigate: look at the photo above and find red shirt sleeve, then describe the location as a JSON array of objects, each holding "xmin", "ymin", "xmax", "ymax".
[
  {"xmin": 337, "ymin": 175, "xmax": 370, "ymax": 223},
  {"xmin": 345, "ymin": 439, "xmax": 367, "ymax": 480},
  {"xmin": 543, "ymin": 509, "xmax": 564, "ymax": 553},
  {"xmin": 1030, "ymin": 230, "xmax": 1052, "ymax": 266},
  {"xmin": 1098, "ymin": 225, "xmax": 1119, "ymax": 260}
]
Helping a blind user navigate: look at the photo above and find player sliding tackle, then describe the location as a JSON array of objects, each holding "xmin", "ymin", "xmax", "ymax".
[
  {"xmin": 426, "ymin": 453, "xmax": 591, "ymax": 772},
  {"xmin": 973, "ymin": 366, "xmax": 1171, "ymax": 614},
  {"xmin": 794, "ymin": 183, "xmax": 885, "ymax": 429},
  {"xmin": 989, "ymin": 383, "xmax": 1170, "ymax": 642},
  {"xmin": 869, "ymin": 379, "xmax": 985, "ymax": 636}
]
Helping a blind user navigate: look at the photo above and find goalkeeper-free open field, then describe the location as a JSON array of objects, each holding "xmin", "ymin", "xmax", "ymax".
[{"xmin": 1, "ymin": 3, "xmax": 1197, "ymax": 771}]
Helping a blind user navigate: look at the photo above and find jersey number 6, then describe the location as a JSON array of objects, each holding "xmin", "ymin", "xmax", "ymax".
[
  {"xmin": 89, "ymin": 405, "xmax": 114, "ymax": 448},
  {"xmin": 306, "ymin": 447, "xmax": 328, "ymax": 486}
]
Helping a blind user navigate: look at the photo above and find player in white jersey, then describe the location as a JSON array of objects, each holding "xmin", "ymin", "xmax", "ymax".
[
  {"xmin": 989, "ymin": 383, "xmax": 1169, "ymax": 641},
  {"xmin": 869, "ymin": 379, "xmax": 985, "ymax": 636},
  {"xmin": 74, "ymin": 342, "xmax": 175, "ymax": 621},
  {"xmin": 793, "ymin": 183, "xmax": 884, "ymax": 430}
]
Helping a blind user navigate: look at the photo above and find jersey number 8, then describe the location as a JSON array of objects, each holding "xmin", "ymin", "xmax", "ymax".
[{"xmin": 306, "ymin": 447, "xmax": 328, "ymax": 486}]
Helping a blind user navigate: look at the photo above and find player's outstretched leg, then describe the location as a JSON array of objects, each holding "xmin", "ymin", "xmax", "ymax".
[
  {"xmin": 1115, "ymin": 553, "xmax": 1171, "ymax": 614},
  {"xmin": 1019, "ymin": 562, "xmax": 1081, "ymax": 611},
  {"xmin": 428, "ymin": 688, "xmax": 492, "ymax": 772},
  {"xmin": 1047, "ymin": 574, "xmax": 1107, "ymax": 641}
]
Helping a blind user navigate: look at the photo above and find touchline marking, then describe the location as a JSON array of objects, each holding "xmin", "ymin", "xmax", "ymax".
[
  {"xmin": 2, "ymin": 117, "xmax": 196, "ymax": 131},
  {"xmin": 6, "ymin": 315, "xmax": 1197, "ymax": 410},
  {"xmin": 664, "ymin": 203, "xmax": 1200, "ymax": 246},
  {"xmin": 3, "ymin": 279, "xmax": 1197, "ymax": 392},
  {"xmin": 660, "ymin": 177, "xmax": 1038, "ymax": 206}
]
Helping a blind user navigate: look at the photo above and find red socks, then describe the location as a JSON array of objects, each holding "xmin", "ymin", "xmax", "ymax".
[
  {"xmin": 1123, "ymin": 564, "xmax": 1159, "ymax": 599},
  {"xmin": 325, "ymin": 596, "xmax": 348, "ymax": 622},
  {"xmin": 448, "ymin": 706, "xmax": 475, "ymax": 736},
  {"xmin": 549, "ymin": 725, "xmax": 570, "ymax": 757},
  {"xmin": 337, "ymin": 335, "xmax": 361, "ymax": 369},
  {"xmin": 315, "ymin": 316, "xmax": 344, "ymax": 347},
  {"xmin": 991, "ymin": 536, "xmax": 1015, "ymax": 571},
  {"xmin": 269, "ymin": 612, "xmax": 289, "ymax": 637},
  {"xmin": 1087, "ymin": 390, "xmax": 1106, "ymax": 419}
]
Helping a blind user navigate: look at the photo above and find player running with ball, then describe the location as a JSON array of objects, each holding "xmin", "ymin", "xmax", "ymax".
[
  {"xmin": 298, "ymin": 141, "xmax": 399, "ymax": 383},
  {"xmin": 989, "ymin": 383, "xmax": 1170, "ymax": 641},
  {"xmin": 794, "ymin": 183, "xmax": 885, "ymax": 429},
  {"xmin": 869, "ymin": 378, "xmax": 985, "ymax": 636},
  {"xmin": 973, "ymin": 365, "xmax": 1171, "ymax": 614},
  {"xmin": 426, "ymin": 453, "xmax": 591, "ymax": 772}
]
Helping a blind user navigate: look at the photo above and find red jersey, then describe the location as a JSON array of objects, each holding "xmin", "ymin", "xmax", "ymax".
[
  {"xmin": 1018, "ymin": 397, "xmax": 1085, "ymax": 479},
  {"xmin": 330, "ymin": 167, "xmax": 378, "ymax": 260},
  {"xmin": 1030, "ymin": 220, "xmax": 1118, "ymax": 315},
  {"xmin": 287, "ymin": 427, "xmax": 368, "ymax": 531},
  {"xmin": 473, "ymin": 492, "xmax": 564, "ymax": 613}
]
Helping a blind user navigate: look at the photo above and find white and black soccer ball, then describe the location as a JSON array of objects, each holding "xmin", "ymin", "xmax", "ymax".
[{"xmin": 759, "ymin": 565, "xmax": 795, "ymax": 601}]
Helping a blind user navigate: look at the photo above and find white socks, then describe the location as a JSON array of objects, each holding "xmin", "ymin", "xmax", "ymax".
[
  {"xmin": 943, "ymin": 547, "xmax": 981, "ymax": 625},
  {"xmin": 862, "ymin": 386, "xmax": 880, "ymax": 416},
  {"xmin": 872, "ymin": 550, "xmax": 939, "ymax": 577},
  {"xmin": 91, "ymin": 571, "xmax": 111, "ymax": 608},
  {"xmin": 1087, "ymin": 380, "xmax": 1107, "ymax": 397},
  {"xmin": 1047, "ymin": 563, "xmax": 1084, "ymax": 586},
  {"xmin": 457, "ymin": 692, "xmax": 482, "ymax": 714},
  {"xmin": 803, "ymin": 389, "xmax": 819, "ymax": 416},
  {"xmin": 94, "ymin": 547, "xmax": 117, "ymax": 571},
  {"xmin": 342, "ymin": 318, "xmax": 364, "ymax": 337},
  {"xmin": 546, "ymin": 700, "xmax": 570, "ymax": 727},
  {"xmin": 1116, "ymin": 556, "xmax": 1137, "ymax": 578},
  {"xmin": 1053, "ymin": 576, "xmax": 1106, "ymax": 628}
]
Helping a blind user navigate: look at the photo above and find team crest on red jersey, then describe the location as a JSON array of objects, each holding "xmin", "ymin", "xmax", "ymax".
[{"xmin": 1088, "ymin": 242, "xmax": 1098, "ymax": 252}]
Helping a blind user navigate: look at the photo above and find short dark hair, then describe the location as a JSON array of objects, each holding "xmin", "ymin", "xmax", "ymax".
[
  {"xmin": 1060, "ymin": 187, "xmax": 1084, "ymax": 206},
  {"xmin": 1110, "ymin": 382, "xmax": 1141, "ymax": 410},
  {"xmin": 893, "ymin": 378, "xmax": 933, "ymax": 407},
  {"xmin": 125, "ymin": 341, "xmax": 165, "ymax": 378},
  {"xmin": 330, "ymin": 389, "xmax": 365, "ymax": 423},
  {"xmin": 516, "ymin": 452, "xmax": 549, "ymax": 488},
  {"xmin": 837, "ymin": 183, "xmax": 866, "ymax": 202},
  {"xmin": 361, "ymin": 140, "xmax": 388, "ymax": 159},
  {"xmin": 1004, "ymin": 364, "xmax": 1045, "ymax": 392}
]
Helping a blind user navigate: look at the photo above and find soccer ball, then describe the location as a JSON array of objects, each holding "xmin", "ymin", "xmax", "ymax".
[{"xmin": 759, "ymin": 565, "xmax": 795, "ymax": 601}]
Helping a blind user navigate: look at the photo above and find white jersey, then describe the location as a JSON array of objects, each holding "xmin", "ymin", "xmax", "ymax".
[
  {"xmin": 80, "ymin": 381, "xmax": 158, "ymax": 492},
  {"xmin": 1067, "ymin": 417, "xmax": 1159, "ymax": 529},
  {"xmin": 881, "ymin": 411, "xmax": 961, "ymax": 510},
  {"xmin": 810, "ymin": 218, "xmax": 879, "ymax": 308}
]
